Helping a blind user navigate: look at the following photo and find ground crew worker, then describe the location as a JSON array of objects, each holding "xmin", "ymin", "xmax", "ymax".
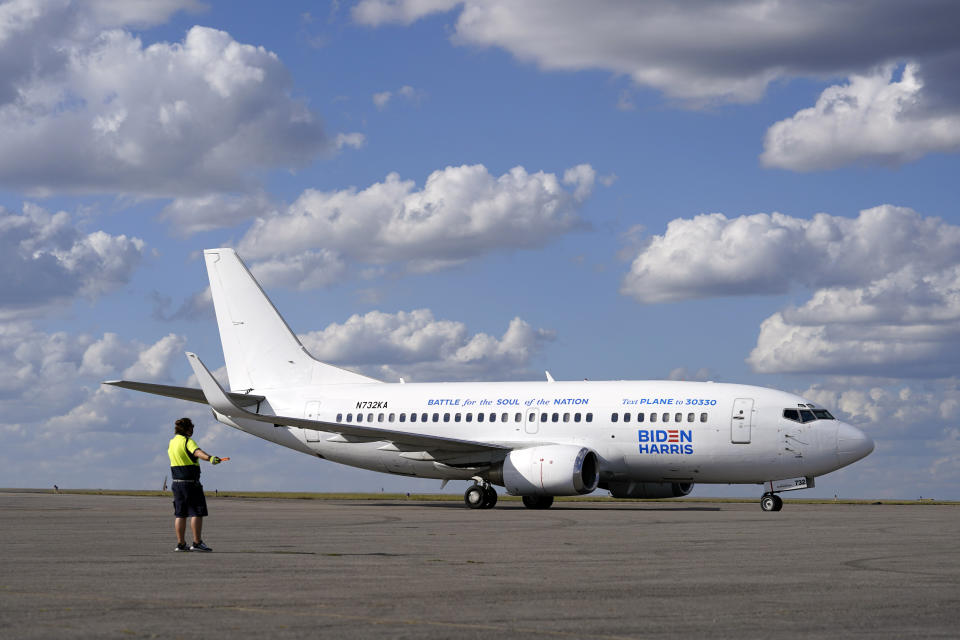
[{"xmin": 168, "ymin": 417, "xmax": 224, "ymax": 552}]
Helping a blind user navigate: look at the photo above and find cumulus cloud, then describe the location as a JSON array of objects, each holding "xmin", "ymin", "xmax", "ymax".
[
  {"xmin": 621, "ymin": 205, "xmax": 960, "ymax": 303},
  {"xmin": 299, "ymin": 309, "xmax": 555, "ymax": 381},
  {"xmin": 621, "ymin": 205, "xmax": 960, "ymax": 378},
  {"xmin": 762, "ymin": 64, "xmax": 960, "ymax": 170},
  {"xmin": 335, "ymin": 132, "xmax": 366, "ymax": 150},
  {"xmin": 748, "ymin": 265, "xmax": 960, "ymax": 377},
  {"xmin": 353, "ymin": 1, "xmax": 960, "ymax": 104},
  {"xmin": 237, "ymin": 163, "xmax": 595, "ymax": 286},
  {"xmin": 0, "ymin": 203, "xmax": 145, "ymax": 314},
  {"xmin": 160, "ymin": 192, "xmax": 276, "ymax": 236},
  {"xmin": 0, "ymin": 2, "xmax": 327, "ymax": 196}
]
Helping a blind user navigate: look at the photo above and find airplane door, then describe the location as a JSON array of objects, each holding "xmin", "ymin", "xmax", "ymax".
[
  {"xmin": 304, "ymin": 401, "xmax": 321, "ymax": 442},
  {"xmin": 524, "ymin": 409, "xmax": 539, "ymax": 434},
  {"xmin": 731, "ymin": 398, "xmax": 753, "ymax": 444}
]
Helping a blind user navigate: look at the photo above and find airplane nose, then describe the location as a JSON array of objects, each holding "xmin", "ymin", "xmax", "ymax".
[{"xmin": 836, "ymin": 422, "xmax": 874, "ymax": 462}]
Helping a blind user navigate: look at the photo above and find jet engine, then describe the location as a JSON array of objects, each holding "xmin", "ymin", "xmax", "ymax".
[
  {"xmin": 489, "ymin": 445, "xmax": 599, "ymax": 496},
  {"xmin": 605, "ymin": 481, "xmax": 694, "ymax": 499}
]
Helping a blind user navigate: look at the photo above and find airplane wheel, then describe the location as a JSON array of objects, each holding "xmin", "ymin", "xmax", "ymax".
[
  {"xmin": 464, "ymin": 484, "xmax": 485, "ymax": 509},
  {"xmin": 481, "ymin": 486, "xmax": 498, "ymax": 509},
  {"xmin": 522, "ymin": 495, "xmax": 554, "ymax": 509},
  {"xmin": 760, "ymin": 494, "xmax": 777, "ymax": 512},
  {"xmin": 772, "ymin": 495, "xmax": 783, "ymax": 511}
]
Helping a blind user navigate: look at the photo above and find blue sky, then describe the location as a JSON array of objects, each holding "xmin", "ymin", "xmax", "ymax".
[{"xmin": 2, "ymin": 0, "xmax": 959, "ymax": 499}]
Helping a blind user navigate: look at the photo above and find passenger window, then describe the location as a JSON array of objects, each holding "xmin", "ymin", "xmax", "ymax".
[
  {"xmin": 399, "ymin": 413, "xmax": 406, "ymax": 422},
  {"xmin": 687, "ymin": 413, "xmax": 694, "ymax": 422},
  {"xmin": 501, "ymin": 413, "xmax": 508, "ymax": 422},
  {"xmin": 528, "ymin": 412, "xmax": 536, "ymax": 422},
  {"xmin": 490, "ymin": 413, "xmax": 496, "ymax": 422},
  {"xmin": 356, "ymin": 413, "xmax": 363, "ymax": 423},
  {"xmin": 624, "ymin": 413, "xmax": 631, "ymax": 423},
  {"xmin": 515, "ymin": 413, "xmax": 522, "ymax": 422},
  {"xmin": 478, "ymin": 413, "xmax": 484, "ymax": 422},
  {"xmin": 466, "ymin": 413, "xmax": 473, "ymax": 422},
  {"xmin": 443, "ymin": 413, "xmax": 450, "ymax": 422},
  {"xmin": 574, "ymin": 413, "xmax": 581, "ymax": 423},
  {"xmin": 421, "ymin": 413, "xmax": 428, "ymax": 422},
  {"xmin": 389, "ymin": 413, "xmax": 395, "ymax": 422},
  {"xmin": 700, "ymin": 412, "xmax": 707, "ymax": 422},
  {"xmin": 637, "ymin": 413, "xmax": 644, "ymax": 423},
  {"xmin": 455, "ymin": 413, "xmax": 461, "ymax": 422},
  {"xmin": 783, "ymin": 409, "xmax": 800, "ymax": 422},
  {"xmin": 378, "ymin": 413, "xmax": 384, "ymax": 422},
  {"xmin": 586, "ymin": 413, "xmax": 593, "ymax": 422},
  {"xmin": 563, "ymin": 413, "xmax": 570, "ymax": 422},
  {"xmin": 346, "ymin": 413, "xmax": 353, "ymax": 422},
  {"xmin": 650, "ymin": 413, "xmax": 657, "ymax": 423},
  {"xmin": 552, "ymin": 413, "xmax": 559, "ymax": 422},
  {"xmin": 432, "ymin": 413, "xmax": 439, "ymax": 422},
  {"xmin": 611, "ymin": 413, "xmax": 619, "ymax": 423},
  {"xmin": 675, "ymin": 413, "xmax": 682, "ymax": 423},
  {"xmin": 541, "ymin": 413, "xmax": 548, "ymax": 422},
  {"xmin": 410, "ymin": 413, "xmax": 417, "ymax": 423},
  {"xmin": 367, "ymin": 413, "xmax": 374, "ymax": 422},
  {"xmin": 336, "ymin": 413, "xmax": 343, "ymax": 422},
  {"xmin": 662, "ymin": 413, "xmax": 669, "ymax": 423}
]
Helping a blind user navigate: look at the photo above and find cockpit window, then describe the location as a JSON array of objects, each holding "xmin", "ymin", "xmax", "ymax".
[
  {"xmin": 784, "ymin": 407, "xmax": 834, "ymax": 423},
  {"xmin": 783, "ymin": 409, "xmax": 800, "ymax": 422},
  {"xmin": 799, "ymin": 409, "xmax": 816, "ymax": 423},
  {"xmin": 812, "ymin": 409, "xmax": 835, "ymax": 420}
]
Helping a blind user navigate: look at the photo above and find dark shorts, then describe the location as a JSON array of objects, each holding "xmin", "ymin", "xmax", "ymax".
[{"xmin": 172, "ymin": 481, "xmax": 208, "ymax": 518}]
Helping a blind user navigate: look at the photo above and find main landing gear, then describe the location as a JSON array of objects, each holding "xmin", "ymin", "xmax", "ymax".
[
  {"xmin": 464, "ymin": 482, "xmax": 498, "ymax": 509},
  {"xmin": 760, "ymin": 493, "xmax": 783, "ymax": 512},
  {"xmin": 521, "ymin": 495, "xmax": 554, "ymax": 509}
]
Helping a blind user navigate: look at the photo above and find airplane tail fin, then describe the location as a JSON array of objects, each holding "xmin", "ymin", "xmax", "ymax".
[{"xmin": 203, "ymin": 248, "xmax": 379, "ymax": 391}]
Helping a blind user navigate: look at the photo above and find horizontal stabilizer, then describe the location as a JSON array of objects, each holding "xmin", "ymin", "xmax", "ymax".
[
  {"xmin": 102, "ymin": 380, "xmax": 264, "ymax": 408},
  {"xmin": 185, "ymin": 351, "xmax": 510, "ymax": 458}
]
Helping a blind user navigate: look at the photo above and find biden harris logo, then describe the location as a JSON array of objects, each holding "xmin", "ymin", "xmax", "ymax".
[{"xmin": 638, "ymin": 429, "xmax": 693, "ymax": 455}]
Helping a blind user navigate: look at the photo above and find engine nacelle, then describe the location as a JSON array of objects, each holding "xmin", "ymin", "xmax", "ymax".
[
  {"xmin": 606, "ymin": 481, "xmax": 694, "ymax": 499},
  {"xmin": 492, "ymin": 445, "xmax": 599, "ymax": 496}
]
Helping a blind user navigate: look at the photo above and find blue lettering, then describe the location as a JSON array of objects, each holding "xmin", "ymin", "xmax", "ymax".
[{"xmin": 680, "ymin": 430, "xmax": 692, "ymax": 443}]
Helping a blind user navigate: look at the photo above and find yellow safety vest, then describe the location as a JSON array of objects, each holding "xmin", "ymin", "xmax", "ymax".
[{"xmin": 168, "ymin": 434, "xmax": 201, "ymax": 480}]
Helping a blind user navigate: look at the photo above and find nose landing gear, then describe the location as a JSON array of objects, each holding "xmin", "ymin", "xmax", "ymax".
[
  {"xmin": 760, "ymin": 493, "xmax": 783, "ymax": 512},
  {"xmin": 464, "ymin": 481, "xmax": 498, "ymax": 509}
]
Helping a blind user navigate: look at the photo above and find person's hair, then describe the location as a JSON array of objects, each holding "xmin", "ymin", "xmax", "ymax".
[{"xmin": 174, "ymin": 418, "xmax": 194, "ymax": 436}]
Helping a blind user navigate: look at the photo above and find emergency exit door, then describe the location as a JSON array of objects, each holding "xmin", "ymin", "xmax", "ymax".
[{"xmin": 731, "ymin": 398, "xmax": 753, "ymax": 444}]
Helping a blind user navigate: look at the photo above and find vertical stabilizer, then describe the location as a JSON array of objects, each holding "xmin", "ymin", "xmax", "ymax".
[{"xmin": 203, "ymin": 248, "xmax": 379, "ymax": 390}]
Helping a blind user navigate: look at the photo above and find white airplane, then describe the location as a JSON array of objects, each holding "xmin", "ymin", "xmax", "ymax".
[{"xmin": 106, "ymin": 248, "xmax": 874, "ymax": 512}]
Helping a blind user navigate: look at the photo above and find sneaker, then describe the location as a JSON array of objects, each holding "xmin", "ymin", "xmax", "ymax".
[
  {"xmin": 190, "ymin": 540, "xmax": 212, "ymax": 552},
  {"xmin": 174, "ymin": 542, "xmax": 191, "ymax": 552}
]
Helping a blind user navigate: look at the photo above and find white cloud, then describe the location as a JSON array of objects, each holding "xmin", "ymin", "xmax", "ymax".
[
  {"xmin": 0, "ymin": 203, "xmax": 145, "ymax": 314},
  {"xmin": 237, "ymin": 163, "xmax": 594, "ymax": 286},
  {"xmin": 0, "ymin": 3, "xmax": 328, "ymax": 196},
  {"xmin": 299, "ymin": 309, "xmax": 555, "ymax": 381},
  {"xmin": 352, "ymin": 0, "xmax": 461, "ymax": 27},
  {"xmin": 354, "ymin": 1, "xmax": 960, "ymax": 105},
  {"xmin": 160, "ymin": 192, "xmax": 276, "ymax": 236},
  {"xmin": 621, "ymin": 205, "xmax": 960, "ymax": 304},
  {"xmin": 762, "ymin": 64, "xmax": 960, "ymax": 170},
  {"xmin": 621, "ymin": 205, "xmax": 960, "ymax": 378},
  {"xmin": 748, "ymin": 265, "xmax": 960, "ymax": 377},
  {"xmin": 335, "ymin": 132, "xmax": 366, "ymax": 150},
  {"xmin": 372, "ymin": 84, "xmax": 423, "ymax": 110},
  {"xmin": 121, "ymin": 333, "xmax": 187, "ymax": 381},
  {"xmin": 249, "ymin": 250, "xmax": 348, "ymax": 290}
]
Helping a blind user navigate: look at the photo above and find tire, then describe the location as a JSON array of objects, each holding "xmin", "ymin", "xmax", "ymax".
[
  {"xmin": 772, "ymin": 495, "xmax": 784, "ymax": 511},
  {"xmin": 464, "ymin": 485, "xmax": 485, "ymax": 509},
  {"xmin": 481, "ymin": 486, "xmax": 498, "ymax": 509},
  {"xmin": 522, "ymin": 495, "xmax": 554, "ymax": 509},
  {"xmin": 760, "ymin": 494, "xmax": 777, "ymax": 512}
]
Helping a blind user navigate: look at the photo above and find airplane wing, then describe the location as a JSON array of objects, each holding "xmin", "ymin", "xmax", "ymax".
[
  {"xmin": 185, "ymin": 352, "xmax": 510, "ymax": 465},
  {"xmin": 102, "ymin": 380, "xmax": 265, "ymax": 408}
]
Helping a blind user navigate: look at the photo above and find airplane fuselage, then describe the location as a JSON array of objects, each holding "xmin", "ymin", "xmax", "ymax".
[{"xmin": 218, "ymin": 379, "xmax": 871, "ymax": 487}]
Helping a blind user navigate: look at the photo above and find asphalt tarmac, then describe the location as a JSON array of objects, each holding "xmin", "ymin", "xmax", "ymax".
[{"xmin": 0, "ymin": 492, "xmax": 957, "ymax": 639}]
